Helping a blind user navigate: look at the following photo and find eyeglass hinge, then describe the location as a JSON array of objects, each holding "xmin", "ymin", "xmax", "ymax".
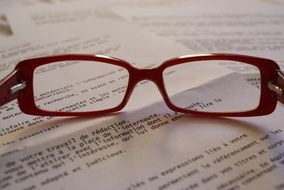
[
  {"xmin": 10, "ymin": 81, "xmax": 27, "ymax": 95},
  {"xmin": 268, "ymin": 81, "xmax": 283, "ymax": 96},
  {"xmin": 268, "ymin": 70, "xmax": 284, "ymax": 98}
]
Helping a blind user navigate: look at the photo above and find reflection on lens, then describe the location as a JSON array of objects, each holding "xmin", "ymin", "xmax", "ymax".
[
  {"xmin": 33, "ymin": 60, "xmax": 129, "ymax": 112},
  {"xmin": 163, "ymin": 60, "xmax": 261, "ymax": 112}
]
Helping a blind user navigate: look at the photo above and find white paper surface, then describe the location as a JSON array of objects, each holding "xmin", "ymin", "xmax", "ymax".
[
  {"xmin": 1, "ymin": 1, "xmax": 284, "ymax": 190},
  {"xmin": 1, "ymin": 72, "xmax": 284, "ymax": 189}
]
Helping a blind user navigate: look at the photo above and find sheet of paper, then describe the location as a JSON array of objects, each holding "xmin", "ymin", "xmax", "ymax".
[
  {"xmin": 0, "ymin": 0, "xmax": 117, "ymax": 38},
  {"xmin": 1, "ymin": 75, "xmax": 284, "ymax": 190},
  {"xmin": 2, "ymin": 0, "xmax": 283, "ymax": 38},
  {"xmin": 113, "ymin": 0, "xmax": 284, "ymax": 70},
  {"xmin": 3, "ymin": 2, "xmax": 120, "ymax": 36},
  {"xmin": 2, "ymin": 0, "xmax": 197, "ymax": 37}
]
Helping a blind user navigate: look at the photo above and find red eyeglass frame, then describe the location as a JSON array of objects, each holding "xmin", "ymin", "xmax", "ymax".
[{"xmin": 0, "ymin": 53, "xmax": 281, "ymax": 117}]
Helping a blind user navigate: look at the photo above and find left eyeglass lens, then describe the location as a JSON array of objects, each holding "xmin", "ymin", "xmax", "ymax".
[
  {"xmin": 163, "ymin": 60, "xmax": 261, "ymax": 113},
  {"xmin": 33, "ymin": 60, "xmax": 129, "ymax": 112}
]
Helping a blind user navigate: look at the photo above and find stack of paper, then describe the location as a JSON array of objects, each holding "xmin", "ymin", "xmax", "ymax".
[{"xmin": 1, "ymin": 1, "xmax": 284, "ymax": 190}]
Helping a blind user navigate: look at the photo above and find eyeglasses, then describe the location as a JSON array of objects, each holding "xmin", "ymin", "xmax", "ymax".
[{"xmin": 0, "ymin": 53, "xmax": 283, "ymax": 117}]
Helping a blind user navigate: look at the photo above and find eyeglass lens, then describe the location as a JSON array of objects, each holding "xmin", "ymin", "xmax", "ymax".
[
  {"xmin": 163, "ymin": 60, "xmax": 260, "ymax": 112},
  {"xmin": 33, "ymin": 61, "xmax": 129, "ymax": 112}
]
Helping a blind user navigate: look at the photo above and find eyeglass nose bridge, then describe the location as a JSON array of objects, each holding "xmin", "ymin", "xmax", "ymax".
[
  {"xmin": 132, "ymin": 67, "xmax": 162, "ymax": 82},
  {"xmin": 122, "ymin": 67, "xmax": 169, "ymax": 106}
]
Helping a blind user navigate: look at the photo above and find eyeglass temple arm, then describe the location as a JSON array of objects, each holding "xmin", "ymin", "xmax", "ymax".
[
  {"xmin": 268, "ymin": 70, "xmax": 284, "ymax": 104},
  {"xmin": 0, "ymin": 69, "xmax": 26, "ymax": 107}
]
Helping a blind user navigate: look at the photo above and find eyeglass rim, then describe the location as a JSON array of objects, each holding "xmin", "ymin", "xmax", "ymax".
[{"xmin": 4, "ymin": 53, "xmax": 280, "ymax": 116}]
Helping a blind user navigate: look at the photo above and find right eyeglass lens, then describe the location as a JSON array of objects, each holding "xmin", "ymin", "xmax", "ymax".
[
  {"xmin": 162, "ymin": 60, "xmax": 261, "ymax": 113},
  {"xmin": 33, "ymin": 60, "xmax": 129, "ymax": 112}
]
